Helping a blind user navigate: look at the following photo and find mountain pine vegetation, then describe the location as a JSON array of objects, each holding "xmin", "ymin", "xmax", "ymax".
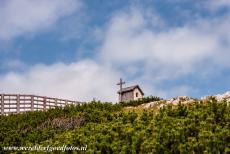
[{"xmin": 0, "ymin": 96, "xmax": 229, "ymax": 153}]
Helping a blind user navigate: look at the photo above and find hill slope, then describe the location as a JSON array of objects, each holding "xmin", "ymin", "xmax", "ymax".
[{"xmin": 0, "ymin": 97, "xmax": 230, "ymax": 153}]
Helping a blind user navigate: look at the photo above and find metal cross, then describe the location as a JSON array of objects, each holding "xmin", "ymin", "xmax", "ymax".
[{"xmin": 117, "ymin": 78, "xmax": 125, "ymax": 102}]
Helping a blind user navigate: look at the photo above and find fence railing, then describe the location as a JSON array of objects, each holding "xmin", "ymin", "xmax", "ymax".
[{"xmin": 0, "ymin": 94, "xmax": 81, "ymax": 115}]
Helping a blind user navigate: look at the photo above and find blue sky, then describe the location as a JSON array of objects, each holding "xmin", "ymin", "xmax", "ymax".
[{"xmin": 0, "ymin": 0, "xmax": 230, "ymax": 102}]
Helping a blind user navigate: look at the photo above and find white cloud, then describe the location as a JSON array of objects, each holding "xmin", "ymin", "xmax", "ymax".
[
  {"xmin": 209, "ymin": 0, "xmax": 230, "ymax": 10},
  {"xmin": 101, "ymin": 8, "xmax": 219, "ymax": 76},
  {"xmin": 0, "ymin": 60, "xmax": 120, "ymax": 102},
  {"xmin": 99, "ymin": 7, "xmax": 230, "ymax": 98},
  {"xmin": 0, "ymin": 0, "xmax": 81, "ymax": 40}
]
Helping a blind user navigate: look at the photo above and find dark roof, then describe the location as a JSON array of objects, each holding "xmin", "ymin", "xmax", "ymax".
[{"xmin": 117, "ymin": 85, "xmax": 144, "ymax": 95}]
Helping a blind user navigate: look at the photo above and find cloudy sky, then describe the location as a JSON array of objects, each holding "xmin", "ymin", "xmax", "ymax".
[{"xmin": 0, "ymin": 0, "xmax": 230, "ymax": 102}]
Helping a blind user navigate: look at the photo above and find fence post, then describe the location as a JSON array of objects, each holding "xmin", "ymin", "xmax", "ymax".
[
  {"xmin": 1, "ymin": 94, "xmax": 4, "ymax": 115},
  {"xmin": 31, "ymin": 95, "xmax": 34, "ymax": 111},
  {"xmin": 43, "ymin": 97, "xmax": 46, "ymax": 111},
  {"xmin": 65, "ymin": 100, "xmax": 68, "ymax": 106},
  {"xmin": 55, "ymin": 98, "xmax": 57, "ymax": 108},
  {"xmin": 17, "ymin": 95, "xmax": 20, "ymax": 113}
]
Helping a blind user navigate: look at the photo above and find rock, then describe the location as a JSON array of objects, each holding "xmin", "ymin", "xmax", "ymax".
[
  {"xmin": 142, "ymin": 101, "xmax": 157, "ymax": 108},
  {"xmin": 215, "ymin": 91, "xmax": 230, "ymax": 101},
  {"xmin": 201, "ymin": 91, "xmax": 230, "ymax": 102},
  {"xmin": 158, "ymin": 104, "xmax": 166, "ymax": 109},
  {"xmin": 166, "ymin": 96, "xmax": 194, "ymax": 105}
]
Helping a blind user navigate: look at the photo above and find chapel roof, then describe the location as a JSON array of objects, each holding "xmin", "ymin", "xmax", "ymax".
[{"xmin": 117, "ymin": 85, "xmax": 144, "ymax": 95}]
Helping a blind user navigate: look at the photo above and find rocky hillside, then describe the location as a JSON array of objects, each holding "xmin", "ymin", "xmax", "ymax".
[{"xmin": 130, "ymin": 91, "xmax": 230, "ymax": 110}]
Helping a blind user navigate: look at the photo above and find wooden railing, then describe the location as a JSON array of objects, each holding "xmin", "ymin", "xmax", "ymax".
[{"xmin": 0, "ymin": 94, "xmax": 81, "ymax": 115}]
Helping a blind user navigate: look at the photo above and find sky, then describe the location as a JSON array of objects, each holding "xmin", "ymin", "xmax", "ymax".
[{"xmin": 0, "ymin": 0, "xmax": 230, "ymax": 102}]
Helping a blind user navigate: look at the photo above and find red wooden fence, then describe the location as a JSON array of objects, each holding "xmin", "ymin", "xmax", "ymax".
[{"xmin": 0, "ymin": 94, "xmax": 81, "ymax": 115}]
